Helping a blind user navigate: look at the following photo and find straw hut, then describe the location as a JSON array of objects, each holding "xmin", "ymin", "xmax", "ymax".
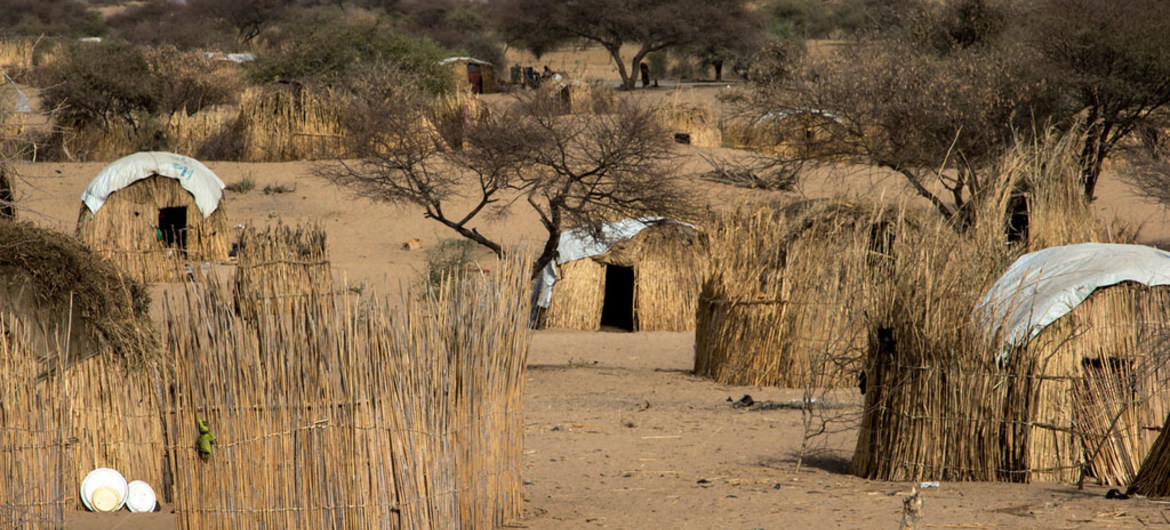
[
  {"xmin": 534, "ymin": 218, "xmax": 707, "ymax": 332},
  {"xmin": 694, "ymin": 200, "xmax": 925, "ymax": 388},
  {"xmin": 853, "ymin": 243, "xmax": 1170, "ymax": 485},
  {"xmin": 76, "ymin": 151, "xmax": 231, "ymax": 283},
  {"xmin": 978, "ymin": 244, "xmax": 1170, "ymax": 485},
  {"xmin": 232, "ymin": 222, "xmax": 333, "ymax": 319},
  {"xmin": 0, "ymin": 220, "xmax": 166, "ymax": 520},
  {"xmin": 441, "ymin": 57, "xmax": 498, "ymax": 95},
  {"xmin": 722, "ymin": 108, "xmax": 849, "ymax": 157},
  {"xmin": 657, "ymin": 92, "xmax": 721, "ymax": 147}
]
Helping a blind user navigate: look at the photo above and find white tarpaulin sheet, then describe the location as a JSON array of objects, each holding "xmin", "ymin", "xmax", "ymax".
[
  {"xmin": 81, "ymin": 152, "xmax": 225, "ymax": 218},
  {"xmin": 534, "ymin": 218, "xmax": 684, "ymax": 309},
  {"xmin": 974, "ymin": 243, "xmax": 1170, "ymax": 354}
]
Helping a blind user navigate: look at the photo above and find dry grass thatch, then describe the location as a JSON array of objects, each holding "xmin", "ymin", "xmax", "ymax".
[
  {"xmin": 694, "ymin": 199, "xmax": 928, "ymax": 388},
  {"xmin": 853, "ymin": 131, "xmax": 1146, "ymax": 484},
  {"xmin": 719, "ymin": 109, "xmax": 849, "ymax": 158},
  {"xmin": 0, "ymin": 220, "xmax": 167, "ymax": 522},
  {"xmin": 76, "ymin": 175, "xmax": 232, "ymax": 284},
  {"xmin": 232, "ymin": 222, "xmax": 332, "ymax": 320},
  {"xmin": 657, "ymin": 90, "xmax": 721, "ymax": 147},
  {"xmin": 162, "ymin": 251, "xmax": 531, "ymax": 528},
  {"xmin": 235, "ymin": 84, "xmax": 346, "ymax": 162},
  {"xmin": 542, "ymin": 81, "xmax": 616, "ymax": 115},
  {"xmin": 1131, "ymin": 394, "xmax": 1170, "ymax": 497},
  {"xmin": 541, "ymin": 221, "xmax": 708, "ymax": 332},
  {"xmin": 429, "ymin": 91, "xmax": 491, "ymax": 150}
]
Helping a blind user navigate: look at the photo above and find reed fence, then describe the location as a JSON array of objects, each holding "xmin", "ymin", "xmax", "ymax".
[{"xmin": 162, "ymin": 251, "xmax": 531, "ymax": 528}]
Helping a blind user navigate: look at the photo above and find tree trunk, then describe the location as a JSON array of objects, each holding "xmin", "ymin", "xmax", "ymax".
[
  {"xmin": 603, "ymin": 43, "xmax": 637, "ymax": 91},
  {"xmin": 1079, "ymin": 120, "xmax": 1111, "ymax": 200},
  {"xmin": 630, "ymin": 47, "xmax": 653, "ymax": 92},
  {"xmin": 714, "ymin": 60, "xmax": 723, "ymax": 82}
]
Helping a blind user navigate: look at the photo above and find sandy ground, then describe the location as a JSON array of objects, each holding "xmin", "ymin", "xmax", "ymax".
[{"xmin": 15, "ymin": 84, "xmax": 1170, "ymax": 528}]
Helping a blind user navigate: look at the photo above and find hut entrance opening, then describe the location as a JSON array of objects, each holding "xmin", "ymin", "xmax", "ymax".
[
  {"xmin": 467, "ymin": 63, "xmax": 483, "ymax": 94},
  {"xmin": 158, "ymin": 206, "xmax": 188, "ymax": 250},
  {"xmin": 600, "ymin": 264, "xmax": 636, "ymax": 331},
  {"xmin": 1006, "ymin": 193, "xmax": 1030, "ymax": 244}
]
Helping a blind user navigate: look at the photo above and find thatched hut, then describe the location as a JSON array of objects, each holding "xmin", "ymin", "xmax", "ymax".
[
  {"xmin": 534, "ymin": 218, "xmax": 707, "ymax": 332},
  {"xmin": 233, "ymin": 223, "xmax": 333, "ymax": 319},
  {"xmin": 853, "ymin": 243, "xmax": 1170, "ymax": 485},
  {"xmin": 694, "ymin": 200, "xmax": 925, "ymax": 388},
  {"xmin": 76, "ymin": 151, "xmax": 231, "ymax": 283},
  {"xmin": 722, "ymin": 107, "xmax": 849, "ymax": 157},
  {"xmin": 0, "ymin": 220, "xmax": 165, "ymax": 521},
  {"xmin": 978, "ymin": 244, "xmax": 1170, "ymax": 485},
  {"xmin": 441, "ymin": 57, "xmax": 498, "ymax": 95}
]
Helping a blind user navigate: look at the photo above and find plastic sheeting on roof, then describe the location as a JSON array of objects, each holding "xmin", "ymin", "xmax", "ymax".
[
  {"xmin": 81, "ymin": 152, "xmax": 225, "ymax": 218},
  {"xmin": 439, "ymin": 56, "xmax": 491, "ymax": 65},
  {"xmin": 973, "ymin": 243, "xmax": 1170, "ymax": 356},
  {"xmin": 534, "ymin": 218, "xmax": 687, "ymax": 309}
]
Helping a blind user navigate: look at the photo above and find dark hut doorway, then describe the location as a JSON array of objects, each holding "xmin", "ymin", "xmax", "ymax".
[
  {"xmin": 1006, "ymin": 194, "xmax": 1030, "ymax": 244},
  {"xmin": 158, "ymin": 206, "xmax": 188, "ymax": 250},
  {"xmin": 599, "ymin": 264, "xmax": 636, "ymax": 331}
]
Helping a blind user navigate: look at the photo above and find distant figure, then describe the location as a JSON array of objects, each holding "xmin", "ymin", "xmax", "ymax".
[
  {"xmin": 640, "ymin": 62, "xmax": 651, "ymax": 88},
  {"xmin": 542, "ymin": 65, "xmax": 554, "ymax": 80},
  {"xmin": 713, "ymin": 59, "xmax": 724, "ymax": 82},
  {"xmin": 523, "ymin": 66, "xmax": 537, "ymax": 89},
  {"xmin": 510, "ymin": 64, "xmax": 521, "ymax": 85}
]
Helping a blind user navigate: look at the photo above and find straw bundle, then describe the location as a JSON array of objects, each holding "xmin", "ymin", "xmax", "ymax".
[
  {"xmin": 695, "ymin": 200, "xmax": 920, "ymax": 388},
  {"xmin": 657, "ymin": 91, "xmax": 721, "ymax": 147},
  {"xmin": 447, "ymin": 60, "xmax": 497, "ymax": 95},
  {"xmin": 540, "ymin": 222, "xmax": 707, "ymax": 332},
  {"xmin": 76, "ymin": 175, "xmax": 232, "ymax": 284},
  {"xmin": 236, "ymin": 85, "xmax": 345, "ymax": 162},
  {"xmin": 162, "ymin": 251, "xmax": 531, "ymax": 528},
  {"xmin": 0, "ymin": 220, "xmax": 167, "ymax": 514},
  {"xmin": 1131, "ymin": 400, "xmax": 1170, "ymax": 496},
  {"xmin": 232, "ymin": 223, "xmax": 332, "ymax": 320}
]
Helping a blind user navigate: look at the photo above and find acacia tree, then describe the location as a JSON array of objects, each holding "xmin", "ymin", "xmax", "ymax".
[
  {"xmin": 494, "ymin": 0, "xmax": 757, "ymax": 90},
  {"xmin": 751, "ymin": 39, "xmax": 1055, "ymax": 227},
  {"xmin": 321, "ymin": 68, "xmax": 695, "ymax": 275},
  {"xmin": 189, "ymin": 0, "xmax": 290, "ymax": 44},
  {"xmin": 1029, "ymin": 0, "xmax": 1170, "ymax": 199}
]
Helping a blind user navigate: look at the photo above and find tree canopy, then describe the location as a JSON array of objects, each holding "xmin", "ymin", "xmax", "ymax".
[{"xmin": 495, "ymin": 0, "xmax": 759, "ymax": 89}]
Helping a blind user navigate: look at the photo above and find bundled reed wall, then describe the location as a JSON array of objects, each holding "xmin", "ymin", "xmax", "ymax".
[
  {"xmin": 162, "ymin": 253, "xmax": 531, "ymax": 529},
  {"xmin": 541, "ymin": 222, "xmax": 707, "ymax": 332},
  {"xmin": 0, "ymin": 221, "xmax": 167, "ymax": 520},
  {"xmin": 232, "ymin": 223, "xmax": 332, "ymax": 320},
  {"xmin": 695, "ymin": 200, "xmax": 916, "ymax": 388},
  {"xmin": 853, "ymin": 131, "xmax": 1143, "ymax": 484},
  {"xmin": 719, "ymin": 110, "xmax": 849, "ymax": 158},
  {"xmin": 235, "ymin": 85, "xmax": 346, "ymax": 162},
  {"xmin": 77, "ymin": 176, "xmax": 231, "ymax": 284}
]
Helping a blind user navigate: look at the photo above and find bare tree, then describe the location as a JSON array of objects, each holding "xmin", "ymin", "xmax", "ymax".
[
  {"xmin": 494, "ymin": 0, "xmax": 758, "ymax": 90},
  {"xmin": 320, "ymin": 69, "xmax": 696, "ymax": 275}
]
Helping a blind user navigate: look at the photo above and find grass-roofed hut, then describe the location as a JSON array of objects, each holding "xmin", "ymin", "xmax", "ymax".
[
  {"xmin": 535, "ymin": 218, "xmax": 707, "ymax": 332},
  {"xmin": 694, "ymin": 199, "xmax": 927, "ymax": 388},
  {"xmin": 76, "ymin": 151, "xmax": 231, "ymax": 283},
  {"xmin": 0, "ymin": 220, "xmax": 165, "ymax": 520}
]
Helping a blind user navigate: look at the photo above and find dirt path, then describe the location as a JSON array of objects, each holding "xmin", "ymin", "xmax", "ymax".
[{"xmin": 521, "ymin": 330, "xmax": 1170, "ymax": 529}]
